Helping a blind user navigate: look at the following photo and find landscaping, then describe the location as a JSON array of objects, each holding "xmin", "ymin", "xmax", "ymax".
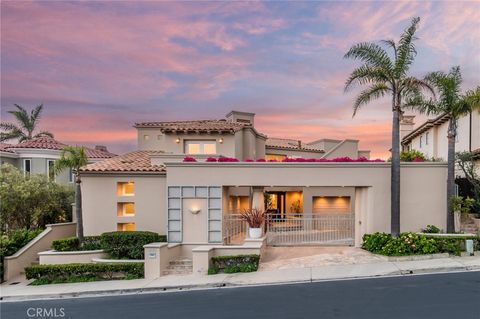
[
  {"xmin": 208, "ymin": 254, "xmax": 260, "ymax": 274},
  {"xmin": 25, "ymin": 262, "xmax": 144, "ymax": 285},
  {"xmin": 362, "ymin": 232, "xmax": 480, "ymax": 256},
  {"xmin": 51, "ymin": 231, "xmax": 166, "ymax": 259}
]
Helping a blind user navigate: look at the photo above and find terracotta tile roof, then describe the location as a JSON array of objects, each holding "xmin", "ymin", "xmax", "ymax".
[
  {"xmin": 134, "ymin": 119, "xmax": 249, "ymax": 134},
  {"xmin": 266, "ymin": 137, "xmax": 324, "ymax": 152},
  {"xmin": 83, "ymin": 147, "xmax": 117, "ymax": 159},
  {"xmin": 8, "ymin": 136, "xmax": 116, "ymax": 159},
  {"xmin": 401, "ymin": 113, "xmax": 450, "ymax": 145},
  {"xmin": 80, "ymin": 151, "xmax": 166, "ymax": 173},
  {"xmin": 0, "ymin": 143, "xmax": 15, "ymax": 153},
  {"xmin": 13, "ymin": 136, "xmax": 68, "ymax": 150}
]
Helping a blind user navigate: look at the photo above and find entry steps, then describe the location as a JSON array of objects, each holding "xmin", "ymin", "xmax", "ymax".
[{"xmin": 162, "ymin": 258, "xmax": 193, "ymax": 276}]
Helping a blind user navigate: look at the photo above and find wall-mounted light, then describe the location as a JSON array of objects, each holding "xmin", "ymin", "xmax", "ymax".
[
  {"xmin": 175, "ymin": 137, "xmax": 181, "ymax": 144},
  {"xmin": 189, "ymin": 207, "xmax": 201, "ymax": 215},
  {"xmin": 219, "ymin": 137, "xmax": 224, "ymax": 144}
]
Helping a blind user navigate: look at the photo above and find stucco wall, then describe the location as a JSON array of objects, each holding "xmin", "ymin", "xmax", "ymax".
[
  {"xmin": 165, "ymin": 162, "xmax": 448, "ymax": 244},
  {"xmin": 265, "ymin": 148, "xmax": 325, "ymax": 159},
  {"xmin": 81, "ymin": 174, "xmax": 167, "ymax": 236}
]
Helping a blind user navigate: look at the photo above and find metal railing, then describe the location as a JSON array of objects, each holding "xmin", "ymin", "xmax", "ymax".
[
  {"xmin": 266, "ymin": 214, "xmax": 355, "ymax": 246},
  {"xmin": 223, "ymin": 214, "xmax": 247, "ymax": 245}
]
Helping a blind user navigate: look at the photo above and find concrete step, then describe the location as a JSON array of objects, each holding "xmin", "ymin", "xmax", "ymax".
[{"xmin": 169, "ymin": 259, "xmax": 192, "ymax": 266}]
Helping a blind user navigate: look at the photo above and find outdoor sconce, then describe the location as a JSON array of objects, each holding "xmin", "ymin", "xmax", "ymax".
[
  {"xmin": 218, "ymin": 137, "xmax": 224, "ymax": 144},
  {"xmin": 189, "ymin": 208, "xmax": 201, "ymax": 215},
  {"xmin": 175, "ymin": 137, "xmax": 181, "ymax": 144}
]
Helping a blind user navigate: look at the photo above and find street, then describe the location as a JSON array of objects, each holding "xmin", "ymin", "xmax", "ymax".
[{"xmin": 2, "ymin": 272, "xmax": 480, "ymax": 319}]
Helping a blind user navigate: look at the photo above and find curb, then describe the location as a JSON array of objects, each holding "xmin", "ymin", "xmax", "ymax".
[{"xmin": 2, "ymin": 266, "xmax": 479, "ymax": 302}]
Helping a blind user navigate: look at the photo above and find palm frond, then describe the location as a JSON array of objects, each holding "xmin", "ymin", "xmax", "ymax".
[
  {"xmin": 344, "ymin": 64, "xmax": 392, "ymax": 92},
  {"xmin": 54, "ymin": 146, "xmax": 88, "ymax": 176},
  {"xmin": 0, "ymin": 131, "xmax": 24, "ymax": 142},
  {"xmin": 344, "ymin": 42, "xmax": 394, "ymax": 73},
  {"xmin": 394, "ymin": 17, "xmax": 420, "ymax": 77},
  {"xmin": 353, "ymin": 83, "xmax": 390, "ymax": 116},
  {"xmin": 31, "ymin": 104, "xmax": 44, "ymax": 122},
  {"xmin": 380, "ymin": 39, "xmax": 397, "ymax": 60},
  {"xmin": 34, "ymin": 130, "xmax": 54, "ymax": 138}
]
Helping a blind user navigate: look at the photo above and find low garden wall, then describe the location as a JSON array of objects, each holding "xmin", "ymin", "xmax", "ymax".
[
  {"xmin": 4, "ymin": 222, "xmax": 76, "ymax": 281},
  {"xmin": 143, "ymin": 243, "xmax": 182, "ymax": 279},
  {"xmin": 38, "ymin": 250, "xmax": 107, "ymax": 265}
]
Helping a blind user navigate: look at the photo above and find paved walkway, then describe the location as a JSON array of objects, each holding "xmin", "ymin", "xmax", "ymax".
[
  {"xmin": 259, "ymin": 247, "xmax": 386, "ymax": 270},
  {"xmin": 1, "ymin": 255, "xmax": 479, "ymax": 302}
]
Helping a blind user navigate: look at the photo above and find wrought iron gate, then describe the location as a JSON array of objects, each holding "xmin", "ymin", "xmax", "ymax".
[{"xmin": 266, "ymin": 214, "xmax": 355, "ymax": 246}]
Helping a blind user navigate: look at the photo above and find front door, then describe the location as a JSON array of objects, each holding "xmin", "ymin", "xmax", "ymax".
[{"xmin": 266, "ymin": 192, "xmax": 286, "ymax": 219}]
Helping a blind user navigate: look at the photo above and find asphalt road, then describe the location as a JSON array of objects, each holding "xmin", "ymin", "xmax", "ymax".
[{"xmin": 2, "ymin": 272, "xmax": 480, "ymax": 319}]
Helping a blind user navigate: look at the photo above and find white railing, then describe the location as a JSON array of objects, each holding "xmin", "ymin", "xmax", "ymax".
[
  {"xmin": 266, "ymin": 214, "xmax": 354, "ymax": 246},
  {"xmin": 223, "ymin": 214, "xmax": 247, "ymax": 245}
]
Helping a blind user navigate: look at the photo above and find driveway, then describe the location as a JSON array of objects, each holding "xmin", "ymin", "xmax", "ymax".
[{"xmin": 259, "ymin": 246, "xmax": 387, "ymax": 270}]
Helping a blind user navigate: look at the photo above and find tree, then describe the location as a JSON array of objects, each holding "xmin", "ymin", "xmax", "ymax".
[
  {"xmin": 410, "ymin": 67, "xmax": 480, "ymax": 232},
  {"xmin": 0, "ymin": 164, "xmax": 73, "ymax": 232},
  {"xmin": 0, "ymin": 104, "xmax": 54, "ymax": 142},
  {"xmin": 344, "ymin": 17, "xmax": 433, "ymax": 236},
  {"xmin": 456, "ymin": 152, "xmax": 480, "ymax": 213},
  {"xmin": 54, "ymin": 146, "xmax": 88, "ymax": 244}
]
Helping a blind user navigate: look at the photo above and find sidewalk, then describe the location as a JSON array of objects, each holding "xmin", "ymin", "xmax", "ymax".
[{"xmin": 1, "ymin": 255, "xmax": 480, "ymax": 302}]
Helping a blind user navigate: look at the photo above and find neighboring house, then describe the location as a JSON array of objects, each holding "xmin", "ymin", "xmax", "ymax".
[
  {"xmin": 79, "ymin": 110, "xmax": 447, "ymax": 250},
  {"xmin": 0, "ymin": 136, "xmax": 116, "ymax": 184},
  {"xmin": 401, "ymin": 111, "xmax": 480, "ymax": 172}
]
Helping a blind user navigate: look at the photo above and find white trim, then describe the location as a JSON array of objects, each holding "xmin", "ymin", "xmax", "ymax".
[
  {"xmin": 13, "ymin": 148, "xmax": 62, "ymax": 158},
  {"xmin": 0, "ymin": 151, "xmax": 18, "ymax": 159},
  {"xmin": 47, "ymin": 159, "xmax": 56, "ymax": 181}
]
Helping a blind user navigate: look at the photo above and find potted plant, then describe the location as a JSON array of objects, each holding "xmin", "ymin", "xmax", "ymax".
[
  {"xmin": 240, "ymin": 208, "xmax": 265, "ymax": 239},
  {"xmin": 451, "ymin": 196, "xmax": 475, "ymax": 232}
]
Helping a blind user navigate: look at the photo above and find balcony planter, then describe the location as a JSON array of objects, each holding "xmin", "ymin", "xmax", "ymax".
[{"xmin": 249, "ymin": 228, "xmax": 262, "ymax": 239}]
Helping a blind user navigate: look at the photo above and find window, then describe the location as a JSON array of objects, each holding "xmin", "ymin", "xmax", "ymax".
[
  {"xmin": 117, "ymin": 202, "xmax": 135, "ymax": 217},
  {"xmin": 265, "ymin": 154, "xmax": 287, "ymax": 161},
  {"xmin": 47, "ymin": 160, "xmax": 55, "ymax": 181},
  {"xmin": 184, "ymin": 140, "xmax": 216, "ymax": 155},
  {"xmin": 419, "ymin": 136, "xmax": 423, "ymax": 148},
  {"xmin": 117, "ymin": 182, "xmax": 135, "ymax": 196},
  {"xmin": 117, "ymin": 223, "xmax": 135, "ymax": 231},
  {"xmin": 425, "ymin": 132, "xmax": 429, "ymax": 145},
  {"xmin": 143, "ymin": 135, "xmax": 150, "ymax": 140},
  {"xmin": 69, "ymin": 168, "xmax": 74, "ymax": 183},
  {"xmin": 23, "ymin": 159, "xmax": 31, "ymax": 176}
]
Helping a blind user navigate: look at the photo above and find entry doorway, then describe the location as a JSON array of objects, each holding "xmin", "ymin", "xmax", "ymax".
[{"xmin": 265, "ymin": 192, "xmax": 286, "ymax": 219}]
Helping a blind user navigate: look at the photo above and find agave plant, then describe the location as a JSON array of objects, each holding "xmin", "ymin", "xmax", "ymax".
[{"xmin": 240, "ymin": 208, "xmax": 265, "ymax": 228}]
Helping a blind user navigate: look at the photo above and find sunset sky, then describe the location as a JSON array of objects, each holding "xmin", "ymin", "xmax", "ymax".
[{"xmin": 1, "ymin": 1, "xmax": 479, "ymax": 158}]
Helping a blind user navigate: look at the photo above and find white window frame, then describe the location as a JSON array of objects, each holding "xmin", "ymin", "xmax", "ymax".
[
  {"xmin": 23, "ymin": 159, "xmax": 31, "ymax": 176},
  {"xmin": 47, "ymin": 160, "xmax": 56, "ymax": 181},
  {"xmin": 425, "ymin": 132, "xmax": 429, "ymax": 145},
  {"xmin": 184, "ymin": 140, "xmax": 217, "ymax": 155},
  {"xmin": 419, "ymin": 136, "xmax": 423, "ymax": 148}
]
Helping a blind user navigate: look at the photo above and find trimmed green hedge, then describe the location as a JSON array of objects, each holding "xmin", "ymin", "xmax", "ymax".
[
  {"xmin": 363, "ymin": 232, "xmax": 480, "ymax": 256},
  {"xmin": 52, "ymin": 236, "xmax": 102, "ymax": 252},
  {"xmin": 100, "ymin": 231, "xmax": 166, "ymax": 260},
  {"xmin": 209, "ymin": 254, "xmax": 260, "ymax": 274},
  {"xmin": 25, "ymin": 262, "xmax": 144, "ymax": 285}
]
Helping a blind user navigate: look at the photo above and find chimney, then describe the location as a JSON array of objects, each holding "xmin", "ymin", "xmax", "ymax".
[
  {"xmin": 95, "ymin": 145, "xmax": 108, "ymax": 152},
  {"xmin": 400, "ymin": 115, "xmax": 415, "ymax": 141},
  {"xmin": 298, "ymin": 140, "xmax": 302, "ymax": 149},
  {"xmin": 225, "ymin": 110, "xmax": 255, "ymax": 126}
]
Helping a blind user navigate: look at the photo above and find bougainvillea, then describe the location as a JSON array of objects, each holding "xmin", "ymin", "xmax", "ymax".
[
  {"xmin": 205, "ymin": 157, "xmax": 217, "ymax": 162},
  {"xmin": 184, "ymin": 156, "xmax": 386, "ymax": 163},
  {"xmin": 183, "ymin": 156, "xmax": 197, "ymax": 162}
]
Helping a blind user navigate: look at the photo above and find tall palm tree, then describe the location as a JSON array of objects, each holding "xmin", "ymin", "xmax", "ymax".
[
  {"xmin": 344, "ymin": 17, "xmax": 433, "ymax": 236},
  {"xmin": 54, "ymin": 146, "xmax": 88, "ymax": 244},
  {"xmin": 409, "ymin": 66, "xmax": 480, "ymax": 232},
  {"xmin": 0, "ymin": 104, "xmax": 54, "ymax": 142}
]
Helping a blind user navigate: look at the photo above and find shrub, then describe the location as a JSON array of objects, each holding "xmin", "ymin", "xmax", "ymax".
[
  {"xmin": 400, "ymin": 150, "xmax": 427, "ymax": 162},
  {"xmin": 205, "ymin": 157, "xmax": 217, "ymax": 162},
  {"xmin": 1, "ymin": 228, "xmax": 43, "ymax": 281},
  {"xmin": 210, "ymin": 254, "xmax": 260, "ymax": 274},
  {"xmin": 52, "ymin": 236, "xmax": 102, "ymax": 251},
  {"xmin": 217, "ymin": 157, "xmax": 239, "ymax": 162},
  {"xmin": 100, "ymin": 231, "xmax": 166, "ymax": 259},
  {"xmin": 25, "ymin": 262, "xmax": 144, "ymax": 285},
  {"xmin": 362, "ymin": 232, "xmax": 480, "ymax": 256},
  {"xmin": 421, "ymin": 225, "xmax": 441, "ymax": 234},
  {"xmin": 183, "ymin": 156, "xmax": 197, "ymax": 162}
]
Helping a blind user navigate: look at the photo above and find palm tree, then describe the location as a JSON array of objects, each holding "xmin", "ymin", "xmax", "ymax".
[
  {"xmin": 409, "ymin": 67, "xmax": 480, "ymax": 232},
  {"xmin": 0, "ymin": 104, "xmax": 54, "ymax": 142},
  {"xmin": 344, "ymin": 17, "xmax": 433, "ymax": 236},
  {"xmin": 54, "ymin": 146, "xmax": 88, "ymax": 244}
]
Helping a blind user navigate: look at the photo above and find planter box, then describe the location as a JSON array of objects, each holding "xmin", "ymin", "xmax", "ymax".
[{"xmin": 38, "ymin": 250, "xmax": 107, "ymax": 265}]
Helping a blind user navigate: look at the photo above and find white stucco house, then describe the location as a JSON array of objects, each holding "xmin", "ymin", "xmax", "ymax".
[{"xmin": 78, "ymin": 110, "xmax": 447, "ymax": 258}]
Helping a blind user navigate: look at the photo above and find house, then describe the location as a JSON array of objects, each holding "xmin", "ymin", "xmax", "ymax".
[
  {"xmin": 0, "ymin": 136, "xmax": 116, "ymax": 184},
  {"xmin": 401, "ymin": 111, "xmax": 480, "ymax": 166},
  {"xmin": 79, "ymin": 110, "xmax": 447, "ymax": 253}
]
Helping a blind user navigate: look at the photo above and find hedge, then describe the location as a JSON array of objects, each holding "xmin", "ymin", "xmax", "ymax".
[
  {"xmin": 209, "ymin": 254, "xmax": 260, "ymax": 274},
  {"xmin": 100, "ymin": 231, "xmax": 166, "ymax": 259},
  {"xmin": 52, "ymin": 236, "xmax": 102, "ymax": 252},
  {"xmin": 362, "ymin": 232, "xmax": 480, "ymax": 256},
  {"xmin": 25, "ymin": 263, "xmax": 144, "ymax": 285}
]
